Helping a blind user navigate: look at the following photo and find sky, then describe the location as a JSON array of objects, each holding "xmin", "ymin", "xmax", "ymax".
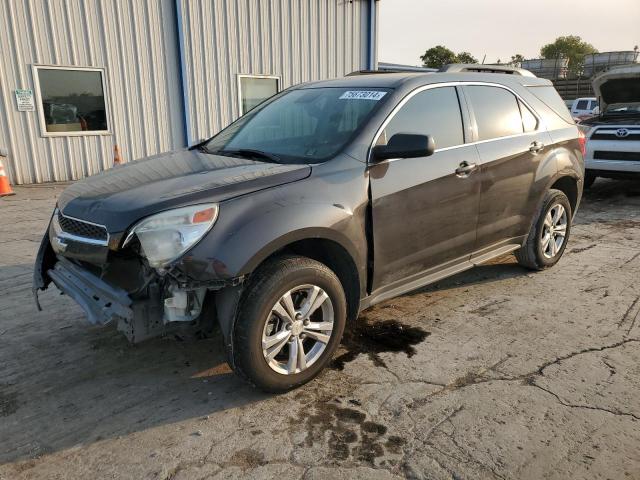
[{"xmin": 378, "ymin": 0, "xmax": 640, "ymax": 66}]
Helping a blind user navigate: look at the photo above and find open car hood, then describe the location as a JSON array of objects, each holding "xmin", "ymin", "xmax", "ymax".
[{"xmin": 592, "ymin": 64, "xmax": 640, "ymax": 112}]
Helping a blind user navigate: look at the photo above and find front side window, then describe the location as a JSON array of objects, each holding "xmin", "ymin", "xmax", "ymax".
[
  {"xmin": 377, "ymin": 86, "xmax": 464, "ymax": 150},
  {"xmin": 34, "ymin": 66, "xmax": 109, "ymax": 135},
  {"xmin": 238, "ymin": 76, "xmax": 280, "ymax": 115},
  {"xmin": 466, "ymin": 86, "xmax": 524, "ymax": 141},
  {"xmin": 205, "ymin": 87, "xmax": 390, "ymax": 163}
]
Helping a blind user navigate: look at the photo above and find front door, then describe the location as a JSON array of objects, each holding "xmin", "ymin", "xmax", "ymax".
[{"xmin": 369, "ymin": 86, "xmax": 481, "ymax": 293}]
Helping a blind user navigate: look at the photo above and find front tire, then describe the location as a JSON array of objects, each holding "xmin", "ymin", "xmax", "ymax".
[
  {"xmin": 515, "ymin": 189, "xmax": 572, "ymax": 270},
  {"xmin": 231, "ymin": 255, "xmax": 347, "ymax": 393}
]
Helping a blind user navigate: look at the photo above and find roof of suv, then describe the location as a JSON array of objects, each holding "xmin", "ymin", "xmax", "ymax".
[{"xmin": 300, "ymin": 71, "xmax": 552, "ymax": 91}]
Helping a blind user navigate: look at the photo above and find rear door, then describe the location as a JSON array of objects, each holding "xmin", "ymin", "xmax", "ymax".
[
  {"xmin": 369, "ymin": 86, "xmax": 481, "ymax": 292},
  {"xmin": 463, "ymin": 85, "xmax": 552, "ymax": 255}
]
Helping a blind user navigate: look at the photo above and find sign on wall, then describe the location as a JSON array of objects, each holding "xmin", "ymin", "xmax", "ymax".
[{"xmin": 15, "ymin": 89, "xmax": 35, "ymax": 111}]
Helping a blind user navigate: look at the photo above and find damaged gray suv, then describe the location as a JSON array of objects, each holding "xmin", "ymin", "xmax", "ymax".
[{"xmin": 34, "ymin": 66, "xmax": 585, "ymax": 392}]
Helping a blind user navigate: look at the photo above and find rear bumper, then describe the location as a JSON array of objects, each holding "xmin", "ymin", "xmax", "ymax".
[{"xmin": 47, "ymin": 257, "xmax": 133, "ymax": 326}]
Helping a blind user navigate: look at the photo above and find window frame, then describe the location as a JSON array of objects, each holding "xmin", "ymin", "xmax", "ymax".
[
  {"xmin": 237, "ymin": 74, "xmax": 281, "ymax": 116},
  {"xmin": 518, "ymin": 99, "xmax": 539, "ymax": 133},
  {"xmin": 32, "ymin": 64, "xmax": 112, "ymax": 138},
  {"xmin": 369, "ymin": 81, "xmax": 542, "ymax": 163}
]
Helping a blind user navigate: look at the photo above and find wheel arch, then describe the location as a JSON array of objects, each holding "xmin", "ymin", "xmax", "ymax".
[
  {"xmin": 212, "ymin": 229, "xmax": 364, "ymax": 353},
  {"xmin": 240, "ymin": 230, "xmax": 363, "ymax": 322},
  {"xmin": 549, "ymin": 174, "xmax": 580, "ymax": 217}
]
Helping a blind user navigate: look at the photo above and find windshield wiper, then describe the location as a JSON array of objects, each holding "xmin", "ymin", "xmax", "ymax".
[{"xmin": 216, "ymin": 149, "xmax": 282, "ymax": 163}]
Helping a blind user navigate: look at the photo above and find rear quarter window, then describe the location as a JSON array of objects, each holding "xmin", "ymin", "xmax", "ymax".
[{"xmin": 527, "ymin": 86, "xmax": 574, "ymax": 124}]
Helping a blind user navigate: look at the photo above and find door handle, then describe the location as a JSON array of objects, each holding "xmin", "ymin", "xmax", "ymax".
[
  {"xmin": 529, "ymin": 141, "xmax": 545, "ymax": 153},
  {"xmin": 455, "ymin": 161, "xmax": 478, "ymax": 177}
]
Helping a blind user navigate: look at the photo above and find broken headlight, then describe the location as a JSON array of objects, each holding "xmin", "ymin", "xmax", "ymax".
[{"xmin": 123, "ymin": 204, "xmax": 219, "ymax": 268}]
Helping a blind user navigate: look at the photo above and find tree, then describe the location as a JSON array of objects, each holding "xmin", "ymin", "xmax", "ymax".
[
  {"xmin": 509, "ymin": 54, "xmax": 525, "ymax": 67},
  {"xmin": 455, "ymin": 51, "xmax": 478, "ymax": 64},
  {"xmin": 420, "ymin": 45, "xmax": 457, "ymax": 68},
  {"xmin": 540, "ymin": 35, "xmax": 597, "ymax": 76},
  {"xmin": 420, "ymin": 47, "xmax": 479, "ymax": 68}
]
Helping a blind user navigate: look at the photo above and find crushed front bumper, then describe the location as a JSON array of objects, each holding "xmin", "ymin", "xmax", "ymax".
[{"xmin": 47, "ymin": 256, "xmax": 133, "ymax": 326}]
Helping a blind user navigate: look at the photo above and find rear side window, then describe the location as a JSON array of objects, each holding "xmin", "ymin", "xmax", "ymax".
[
  {"xmin": 527, "ymin": 85, "xmax": 574, "ymax": 124},
  {"xmin": 466, "ymin": 86, "xmax": 523, "ymax": 141},
  {"xmin": 576, "ymin": 100, "xmax": 589, "ymax": 110},
  {"xmin": 378, "ymin": 86, "xmax": 464, "ymax": 150}
]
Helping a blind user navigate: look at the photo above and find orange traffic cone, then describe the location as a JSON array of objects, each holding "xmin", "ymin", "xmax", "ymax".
[
  {"xmin": 113, "ymin": 144, "xmax": 123, "ymax": 166},
  {"xmin": 0, "ymin": 159, "xmax": 15, "ymax": 197}
]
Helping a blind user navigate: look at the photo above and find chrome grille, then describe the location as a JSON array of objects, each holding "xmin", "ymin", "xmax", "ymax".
[
  {"xmin": 57, "ymin": 210, "xmax": 108, "ymax": 242},
  {"xmin": 591, "ymin": 128, "xmax": 640, "ymax": 141}
]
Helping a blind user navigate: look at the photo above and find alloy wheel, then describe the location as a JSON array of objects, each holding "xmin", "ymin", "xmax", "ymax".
[
  {"xmin": 261, "ymin": 284, "xmax": 334, "ymax": 375},
  {"xmin": 540, "ymin": 203, "xmax": 568, "ymax": 259}
]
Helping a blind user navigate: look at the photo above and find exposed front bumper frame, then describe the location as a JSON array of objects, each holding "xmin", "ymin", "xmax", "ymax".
[{"xmin": 47, "ymin": 257, "xmax": 133, "ymax": 325}]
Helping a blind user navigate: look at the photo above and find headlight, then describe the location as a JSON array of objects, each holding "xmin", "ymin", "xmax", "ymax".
[{"xmin": 124, "ymin": 204, "xmax": 219, "ymax": 267}]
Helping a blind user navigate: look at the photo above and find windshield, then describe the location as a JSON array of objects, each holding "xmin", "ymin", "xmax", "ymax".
[
  {"xmin": 604, "ymin": 103, "xmax": 640, "ymax": 115},
  {"xmin": 203, "ymin": 87, "xmax": 390, "ymax": 163}
]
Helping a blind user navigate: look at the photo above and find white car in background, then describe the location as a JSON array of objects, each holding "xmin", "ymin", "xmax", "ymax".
[
  {"xmin": 570, "ymin": 97, "xmax": 599, "ymax": 121},
  {"xmin": 579, "ymin": 65, "xmax": 640, "ymax": 187}
]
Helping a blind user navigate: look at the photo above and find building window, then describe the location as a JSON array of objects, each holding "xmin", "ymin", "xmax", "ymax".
[
  {"xmin": 33, "ymin": 66, "xmax": 110, "ymax": 136},
  {"xmin": 238, "ymin": 75, "xmax": 280, "ymax": 115}
]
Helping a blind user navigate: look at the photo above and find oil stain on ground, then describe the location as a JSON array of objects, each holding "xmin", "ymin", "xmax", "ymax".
[
  {"xmin": 331, "ymin": 315, "xmax": 430, "ymax": 370},
  {"xmin": 296, "ymin": 399, "xmax": 406, "ymax": 465}
]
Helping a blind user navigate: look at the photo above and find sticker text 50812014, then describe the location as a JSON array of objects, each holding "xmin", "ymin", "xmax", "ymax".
[{"xmin": 339, "ymin": 91, "xmax": 387, "ymax": 101}]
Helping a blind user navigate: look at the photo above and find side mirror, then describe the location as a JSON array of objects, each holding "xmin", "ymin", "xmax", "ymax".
[{"xmin": 371, "ymin": 134, "xmax": 435, "ymax": 162}]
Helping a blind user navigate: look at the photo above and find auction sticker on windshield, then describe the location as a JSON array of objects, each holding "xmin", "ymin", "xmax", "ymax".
[{"xmin": 339, "ymin": 91, "xmax": 387, "ymax": 101}]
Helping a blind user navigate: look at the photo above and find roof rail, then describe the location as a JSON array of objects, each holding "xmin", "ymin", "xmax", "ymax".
[
  {"xmin": 346, "ymin": 64, "xmax": 437, "ymax": 76},
  {"xmin": 439, "ymin": 63, "xmax": 537, "ymax": 77}
]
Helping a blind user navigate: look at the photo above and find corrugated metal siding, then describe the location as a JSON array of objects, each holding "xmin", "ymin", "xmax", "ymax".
[
  {"xmin": 0, "ymin": 0, "xmax": 184, "ymax": 184},
  {"xmin": 178, "ymin": 0, "xmax": 371, "ymax": 144}
]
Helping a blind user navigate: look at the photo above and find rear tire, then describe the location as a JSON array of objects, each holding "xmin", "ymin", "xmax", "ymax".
[
  {"xmin": 515, "ymin": 189, "xmax": 572, "ymax": 270},
  {"xmin": 231, "ymin": 255, "xmax": 346, "ymax": 393}
]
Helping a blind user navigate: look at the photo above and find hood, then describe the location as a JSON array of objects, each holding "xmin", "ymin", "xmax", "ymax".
[
  {"xmin": 58, "ymin": 149, "xmax": 311, "ymax": 232},
  {"xmin": 592, "ymin": 64, "xmax": 640, "ymax": 112}
]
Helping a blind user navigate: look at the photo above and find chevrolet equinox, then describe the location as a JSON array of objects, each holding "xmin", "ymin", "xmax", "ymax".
[{"xmin": 34, "ymin": 66, "xmax": 585, "ymax": 392}]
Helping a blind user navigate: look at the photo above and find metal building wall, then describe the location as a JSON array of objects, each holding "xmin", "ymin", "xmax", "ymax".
[
  {"xmin": 177, "ymin": 0, "xmax": 371, "ymax": 144},
  {"xmin": 0, "ymin": 0, "xmax": 184, "ymax": 185}
]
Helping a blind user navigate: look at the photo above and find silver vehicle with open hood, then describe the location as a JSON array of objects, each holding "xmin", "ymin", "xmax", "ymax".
[{"xmin": 580, "ymin": 64, "xmax": 640, "ymax": 186}]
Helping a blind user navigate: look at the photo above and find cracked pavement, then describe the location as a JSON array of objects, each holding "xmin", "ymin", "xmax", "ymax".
[{"xmin": 1, "ymin": 178, "xmax": 639, "ymax": 479}]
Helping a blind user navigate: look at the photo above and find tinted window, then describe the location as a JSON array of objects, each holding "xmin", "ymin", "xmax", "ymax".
[
  {"xmin": 527, "ymin": 86, "xmax": 574, "ymax": 123},
  {"xmin": 519, "ymin": 100, "xmax": 538, "ymax": 132},
  {"xmin": 378, "ymin": 87, "xmax": 464, "ymax": 150},
  {"xmin": 466, "ymin": 86, "xmax": 523, "ymax": 141},
  {"xmin": 589, "ymin": 100, "xmax": 599, "ymax": 110},
  {"xmin": 36, "ymin": 68, "xmax": 108, "ymax": 133},
  {"xmin": 576, "ymin": 100, "xmax": 588, "ymax": 110}
]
